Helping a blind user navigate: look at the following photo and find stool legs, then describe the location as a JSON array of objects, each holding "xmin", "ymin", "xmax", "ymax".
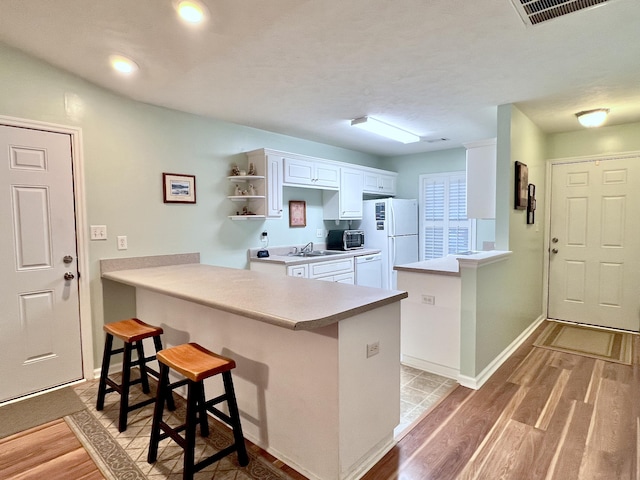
[
  {"xmin": 148, "ymin": 368, "xmax": 249, "ymax": 479},
  {"xmin": 96, "ymin": 333, "xmax": 113, "ymax": 411},
  {"xmin": 96, "ymin": 331, "xmax": 174, "ymax": 432},
  {"xmin": 223, "ymin": 371, "xmax": 249, "ymax": 466}
]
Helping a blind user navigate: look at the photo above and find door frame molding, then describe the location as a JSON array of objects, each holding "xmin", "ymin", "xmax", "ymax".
[
  {"xmin": 0, "ymin": 114, "xmax": 93, "ymax": 380},
  {"xmin": 543, "ymin": 150, "xmax": 640, "ymax": 320}
]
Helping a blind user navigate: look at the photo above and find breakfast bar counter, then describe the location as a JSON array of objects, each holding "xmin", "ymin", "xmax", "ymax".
[{"xmin": 101, "ymin": 255, "xmax": 406, "ymax": 480}]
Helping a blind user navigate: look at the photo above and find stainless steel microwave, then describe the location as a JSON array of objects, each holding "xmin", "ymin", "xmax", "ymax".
[{"xmin": 327, "ymin": 229, "xmax": 365, "ymax": 250}]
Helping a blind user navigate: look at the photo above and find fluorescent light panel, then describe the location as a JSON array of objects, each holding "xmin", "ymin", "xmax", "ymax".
[{"xmin": 351, "ymin": 116, "xmax": 420, "ymax": 144}]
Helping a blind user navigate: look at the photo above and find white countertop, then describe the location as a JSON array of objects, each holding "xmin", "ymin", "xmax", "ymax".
[
  {"xmin": 102, "ymin": 263, "xmax": 406, "ymax": 331},
  {"xmin": 394, "ymin": 250, "xmax": 512, "ymax": 275}
]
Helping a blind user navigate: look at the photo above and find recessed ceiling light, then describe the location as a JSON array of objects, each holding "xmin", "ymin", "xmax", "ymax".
[
  {"xmin": 109, "ymin": 55, "xmax": 139, "ymax": 75},
  {"xmin": 176, "ymin": 1, "xmax": 207, "ymax": 23},
  {"xmin": 575, "ymin": 108, "xmax": 609, "ymax": 128}
]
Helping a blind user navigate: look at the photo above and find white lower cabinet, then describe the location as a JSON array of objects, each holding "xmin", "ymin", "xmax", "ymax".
[
  {"xmin": 308, "ymin": 258, "xmax": 354, "ymax": 283},
  {"xmin": 251, "ymin": 257, "xmax": 354, "ymax": 284},
  {"xmin": 287, "ymin": 264, "xmax": 308, "ymax": 278}
]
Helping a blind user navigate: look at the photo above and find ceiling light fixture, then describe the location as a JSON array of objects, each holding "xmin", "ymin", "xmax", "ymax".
[
  {"xmin": 109, "ymin": 54, "xmax": 139, "ymax": 75},
  {"xmin": 176, "ymin": 1, "xmax": 207, "ymax": 23},
  {"xmin": 351, "ymin": 116, "xmax": 421, "ymax": 144},
  {"xmin": 575, "ymin": 108, "xmax": 609, "ymax": 128}
]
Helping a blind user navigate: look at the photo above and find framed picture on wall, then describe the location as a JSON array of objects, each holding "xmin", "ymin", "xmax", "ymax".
[
  {"xmin": 514, "ymin": 161, "xmax": 528, "ymax": 210},
  {"xmin": 163, "ymin": 173, "xmax": 196, "ymax": 204},
  {"xmin": 289, "ymin": 200, "xmax": 306, "ymax": 227}
]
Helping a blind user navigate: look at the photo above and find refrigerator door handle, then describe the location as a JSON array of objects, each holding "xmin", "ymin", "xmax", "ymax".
[
  {"xmin": 388, "ymin": 201, "xmax": 396, "ymax": 237},
  {"xmin": 390, "ymin": 236, "xmax": 396, "ymax": 266}
]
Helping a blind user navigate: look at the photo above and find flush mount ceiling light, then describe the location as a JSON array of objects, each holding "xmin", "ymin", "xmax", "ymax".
[
  {"xmin": 176, "ymin": 0, "xmax": 207, "ymax": 23},
  {"xmin": 109, "ymin": 54, "xmax": 139, "ymax": 75},
  {"xmin": 575, "ymin": 108, "xmax": 610, "ymax": 128},
  {"xmin": 351, "ymin": 116, "xmax": 421, "ymax": 144}
]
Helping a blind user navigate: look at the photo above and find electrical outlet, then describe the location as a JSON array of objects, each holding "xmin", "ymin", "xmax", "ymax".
[
  {"xmin": 90, "ymin": 225, "xmax": 107, "ymax": 240},
  {"xmin": 422, "ymin": 294, "xmax": 435, "ymax": 305},
  {"xmin": 366, "ymin": 341, "xmax": 380, "ymax": 358},
  {"xmin": 117, "ymin": 236, "xmax": 128, "ymax": 250},
  {"xmin": 316, "ymin": 228, "xmax": 324, "ymax": 238}
]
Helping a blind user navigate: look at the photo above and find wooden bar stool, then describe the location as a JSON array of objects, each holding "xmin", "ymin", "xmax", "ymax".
[
  {"xmin": 96, "ymin": 318, "xmax": 175, "ymax": 432},
  {"xmin": 147, "ymin": 342, "xmax": 249, "ymax": 480}
]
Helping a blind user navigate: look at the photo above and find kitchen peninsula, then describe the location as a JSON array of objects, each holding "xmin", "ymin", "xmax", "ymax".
[{"xmin": 101, "ymin": 254, "xmax": 407, "ymax": 480}]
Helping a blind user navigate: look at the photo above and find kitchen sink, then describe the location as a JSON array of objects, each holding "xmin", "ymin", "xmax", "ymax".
[{"xmin": 288, "ymin": 250, "xmax": 344, "ymax": 257}]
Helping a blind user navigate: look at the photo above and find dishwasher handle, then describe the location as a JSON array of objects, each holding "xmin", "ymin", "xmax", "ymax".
[{"xmin": 356, "ymin": 253, "xmax": 381, "ymax": 263}]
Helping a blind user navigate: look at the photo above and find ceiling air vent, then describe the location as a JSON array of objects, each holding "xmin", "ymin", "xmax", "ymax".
[{"xmin": 511, "ymin": 0, "xmax": 612, "ymax": 26}]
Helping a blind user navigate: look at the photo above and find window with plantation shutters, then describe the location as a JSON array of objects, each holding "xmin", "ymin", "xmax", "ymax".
[{"xmin": 420, "ymin": 172, "xmax": 473, "ymax": 260}]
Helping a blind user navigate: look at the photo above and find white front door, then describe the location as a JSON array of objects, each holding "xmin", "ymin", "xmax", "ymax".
[
  {"xmin": 548, "ymin": 157, "xmax": 640, "ymax": 331},
  {"xmin": 0, "ymin": 125, "xmax": 83, "ymax": 402}
]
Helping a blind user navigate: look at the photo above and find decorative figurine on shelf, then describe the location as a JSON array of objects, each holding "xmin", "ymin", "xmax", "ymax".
[
  {"xmin": 248, "ymin": 184, "xmax": 256, "ymax": 196},
  {"xmin": 234, "ymin": 184, "xmax": 241, "ymax": 196},
  {"xmin": 241, "ymin": 206, "xmax": 255, "ymax": 215},
  {"xmin": 231, "ymin": 164, "xmax": 240, "ymax": 176},
  {"xmin": 241, "ymin": 189, "xmax": 248, "ymax": 195},
  {"xmin": 248, "ymin": 162, "xmax": 256, "ymax": 175}
]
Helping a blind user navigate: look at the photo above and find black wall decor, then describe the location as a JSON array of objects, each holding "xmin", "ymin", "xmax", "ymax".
[{"xmin": 527, "ymin": 183, "xmax": 536, "ymax": 224}]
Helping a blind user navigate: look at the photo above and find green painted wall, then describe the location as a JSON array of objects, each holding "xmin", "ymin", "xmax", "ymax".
[
  {"xmin": 460, "ymin": 104, "xmax": 547, "ymax": 379},
  {"xmin": 0, "ymin": 42, "xmax": 383, "ymax": 365},
  {"xmin": 547, "ymin": 121, "xmax": 640, "ymax": 159}
]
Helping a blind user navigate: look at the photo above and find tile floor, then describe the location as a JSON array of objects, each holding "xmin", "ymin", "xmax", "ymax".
[{"xmin": 396, "ymin": 364, "xmax": 458, "ymax": 437}]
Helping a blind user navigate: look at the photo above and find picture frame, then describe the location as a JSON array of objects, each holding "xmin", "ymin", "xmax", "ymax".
[
  {"xmin": 514, "ymin": 161, "xmax": 528, "ymax": 210},
  {"xmin": 289, "ymin": 200, "xmax": 306, "ymax": 227},
  {"xmin": 163, "ymin": 173, "xmax": 196, "ymax": 204}
]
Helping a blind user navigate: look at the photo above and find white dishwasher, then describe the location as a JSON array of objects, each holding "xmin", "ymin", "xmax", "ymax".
[{"xmin": 355, "ymin": 253, "xmax": 383, "ymax": 288}]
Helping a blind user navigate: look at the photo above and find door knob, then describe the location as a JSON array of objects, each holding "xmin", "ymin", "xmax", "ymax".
[
  {"xmin": 64, "ymin": 272, "xmax": 75, "ymax": 280},
  {"xmin": 551, "ymin": 248, "xmax": 558, "ymax": 254}
]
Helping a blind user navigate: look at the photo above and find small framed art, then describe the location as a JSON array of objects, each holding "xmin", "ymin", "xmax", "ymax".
[
  {"xmin": 289, "ymin": 200, "xmax": 306, "ymax": 227},
  {"xmin": 163, "ymin": 173, "xmax": 196, "ymax": 204},
  {"xmin": 514, "ymin": 161, "xmax": 528, "ymax": 210}
]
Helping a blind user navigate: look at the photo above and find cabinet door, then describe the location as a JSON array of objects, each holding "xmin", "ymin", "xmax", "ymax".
[
  {"xmin": 266, "ymin": 155, "xmax": 283, "ymax": 217},
  {"xmin": 363, "ymin": 172, "xmax": 380, "ymax": 193},
  {"xmin": 378, "ymin": 174, "xmax": 396, "ymax": 195},
  {"xmin": 340, "ymin": 168, "xmax": 363, "ymax": 218},
  {"xmin": 284, "ymin": 158, "xmax": 314, "ymax": 186},
  {"xmin": 287, "ymin": 264, "xmax": 308, "ymax": 278},
  {"xmin": 314, "ymin": 162, "xmax": 340, "ymax": 188},
  {"xmin": 309, "ymin": 258, "xmax": 354, "ymax": 278},
  {"xmin": 333, "ymin": 272, "xmax": 355, "ymax": 284}
]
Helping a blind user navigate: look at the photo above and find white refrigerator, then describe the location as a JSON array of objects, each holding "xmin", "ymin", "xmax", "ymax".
[{"xmin": 360, "ymin": 198, "xmax": 419, "ymax": 290}]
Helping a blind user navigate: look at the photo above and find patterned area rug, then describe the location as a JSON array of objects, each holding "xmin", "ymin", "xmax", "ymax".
[
  {"xmin": 67, "ymin": 379, "xmax": 295, "ymax": 480},
  {"xmin": 534, "ymin": 321, "xmax": 633, "ymax": 365}
]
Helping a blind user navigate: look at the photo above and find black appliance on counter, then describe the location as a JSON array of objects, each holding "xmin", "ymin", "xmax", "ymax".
[{"xmin": 327, "ymin": 229, "xmax": 365, "ymax": 251}]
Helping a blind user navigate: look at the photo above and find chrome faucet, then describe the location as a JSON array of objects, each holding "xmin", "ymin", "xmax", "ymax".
[{"xmin": 301, "ymin": 241, "xmax": 314, "ymax": 253}]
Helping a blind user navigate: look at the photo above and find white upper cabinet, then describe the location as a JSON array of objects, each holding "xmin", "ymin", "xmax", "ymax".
[
  {"xmin": 464, "ymin": 138, "xmax": 496, "ymax": 219},
  {"xmin": 283, "ymin": 157, "xmax": 340, "ymax": 189},
  {"xmin": 323, "ymin": 167, "xmax": 363, "ymax": 220},
  {"xmin": 363, "ymin": 170, "xmax": 396, "ymax": 196},
  {"xmin": 266, "ymin": 154, "xmax": 283, "ymax": 217}
]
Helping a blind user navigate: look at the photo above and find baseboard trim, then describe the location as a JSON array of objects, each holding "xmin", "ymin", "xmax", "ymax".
[
  {"xmin": 401, "ymin": 355, "xmax": 459, "ymax": 380},
  {"xmin": 458, "ymin": 315, "xmax": 545, "ymax": 390}
]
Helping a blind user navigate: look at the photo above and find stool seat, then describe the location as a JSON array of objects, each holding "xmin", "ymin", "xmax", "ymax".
[
  {"xmin": 104, "ymin": 318, "xmax": 163, "ymax": 343},
  {"xmin": 157, "ymin": 343, "xmax": 235, "ymax": 382}
]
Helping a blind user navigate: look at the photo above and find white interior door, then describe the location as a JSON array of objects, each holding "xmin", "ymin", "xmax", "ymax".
[
  {"xmin": 0, "ymin": 125, "xmax": 82, "ymax": 402},
  {"xmin": 548, "ymin": 157, "xmax": 640, "ymax": 331}
]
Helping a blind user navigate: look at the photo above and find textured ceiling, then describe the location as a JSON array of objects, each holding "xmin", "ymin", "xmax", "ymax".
[{"xmin": 0, "ymin": 0, "xmax": 639, "ymax": 156}]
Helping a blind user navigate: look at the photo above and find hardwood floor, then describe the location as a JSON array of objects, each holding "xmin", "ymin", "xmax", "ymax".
[
  {"xmin": 0, "ymin": 418, "xmax": 104, "ymax": 480},
  {"xmin": 363, "ymin": 321, "xmax": 639, "ymax": 480},
  {"xmin": 3, "ymin": 321, "xmax": 638, "ymax": 480}
]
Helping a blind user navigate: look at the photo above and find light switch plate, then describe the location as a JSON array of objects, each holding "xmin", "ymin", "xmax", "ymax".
[{"xmin": 90, "ymin": 225, "xmax": 107, "ymax": 240}]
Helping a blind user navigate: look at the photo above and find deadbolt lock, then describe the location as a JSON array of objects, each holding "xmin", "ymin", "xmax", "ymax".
[{"xmin": 63, "ymin": 255, "xmax": 74, "ymax": 264}]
